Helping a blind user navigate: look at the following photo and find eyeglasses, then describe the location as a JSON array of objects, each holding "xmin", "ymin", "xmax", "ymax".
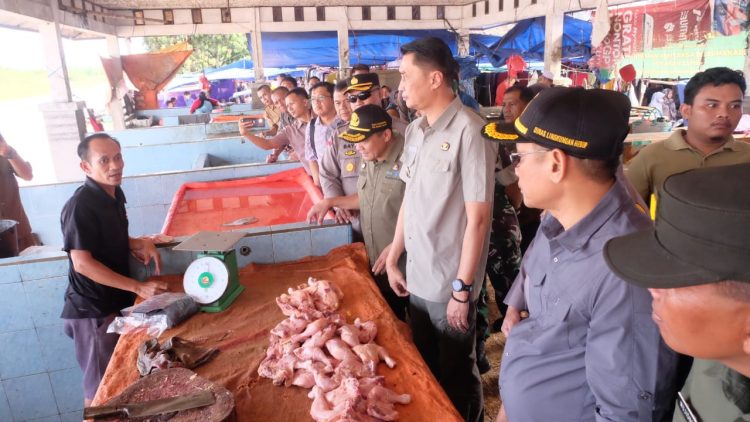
[
  {"xmin": 509, "ymin": 149, "xmax": 549, "ymax": 166},
  {"xmin": 347, "ymin": 90, "xmax": 374, "ymax": 103},
  {"xmin": 310, "ymin": 95, "xmax": 332, "ymax": 103}
]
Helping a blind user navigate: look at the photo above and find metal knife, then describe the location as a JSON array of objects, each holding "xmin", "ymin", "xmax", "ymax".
[{"xmin": 84, "ymin": 390, "xmax": 215, "ymax": 419}]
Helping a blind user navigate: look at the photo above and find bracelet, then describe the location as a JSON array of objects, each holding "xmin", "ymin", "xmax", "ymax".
[{"xmin": 451, "ymin": 292, "xmax": 470, "ymax": 303}]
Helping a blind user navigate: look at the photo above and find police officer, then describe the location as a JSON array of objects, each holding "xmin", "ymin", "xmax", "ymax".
[
  {"xmin": 317, "ymin": 80, "xmax": 363, "ymax": 238},
  {"xmin": 308, "ymin": 105, "xmax": 409, "ymax": 319},
  {"xmin": 605, "ymin": 163, "xmax": 750, "ymax": 422},
  {"xmin": 343, "ymin": 72, "xmax": 407, "ymax": 135}
]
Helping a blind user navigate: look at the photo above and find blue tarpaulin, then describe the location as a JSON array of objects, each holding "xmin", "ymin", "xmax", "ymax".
[
  {"xmin": 247, "ymin": 30, "xmax": 459, "ymax": 67},
  {"xmin": 479, "ymin": 16, "xmax": 592, "ymax": 67}
]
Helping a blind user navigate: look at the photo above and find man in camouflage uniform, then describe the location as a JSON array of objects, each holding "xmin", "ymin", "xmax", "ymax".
[{"xmin": 473, "ymin": 87, "xmax": 528, "ymax": 373}]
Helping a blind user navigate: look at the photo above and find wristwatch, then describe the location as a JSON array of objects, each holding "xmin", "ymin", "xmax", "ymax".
[{"xmin": 451, "ymin": 278, "xmax": 473, "ymax": 293}]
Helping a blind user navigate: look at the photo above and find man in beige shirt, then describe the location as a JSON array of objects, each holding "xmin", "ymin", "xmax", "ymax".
[
  {"xmin": 627, "ymin": 67, "xmax": 750, "ymax": 203},
  {"xmin": 386, "ymin": 37, "xmax": 495, "ymax": 422},
  {"xmin": 258, "ymin": 84, "xmax": 281, "ymax": 133}
]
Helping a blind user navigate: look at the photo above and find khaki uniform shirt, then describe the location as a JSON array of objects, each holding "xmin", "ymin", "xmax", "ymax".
[
  {"xmin": 400, "ymin": 97, "xmax": 496, "ymax": 303},
  {"xmin": 626, "ymin": 130, "xmax": 750, "ymax": 202},
  {"xmin": 673, "ymin": 359, "xmax": 750, "ymax": 422},
  {"xmin": 264, "ymin": 105, "xmax": 281, "ymax": 127},
  {"xmin": 0, "ymin": 156, "xmax": 33, "ymax": 250},
  {"xmin": 358, "ymin": 135, "xmax": 406, "ymax": 268}
]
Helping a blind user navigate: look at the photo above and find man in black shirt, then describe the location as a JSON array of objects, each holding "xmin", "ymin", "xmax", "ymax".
[{"xmin": 60, "ymin": 133, "xmax": 167, "ymax": 405}]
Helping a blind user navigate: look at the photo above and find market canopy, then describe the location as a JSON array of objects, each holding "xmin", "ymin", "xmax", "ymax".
[
  {"xmin": 247, "ymin": 30, "xmax": 460, "ymax": 68},
  {"xmin": 476, "ymin": 16, "xmax": 592, "ymax": 67}
]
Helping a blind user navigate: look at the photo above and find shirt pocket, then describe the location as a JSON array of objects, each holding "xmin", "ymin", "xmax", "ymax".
[
  {"xmin": 341, "ymin": 158, "xmax": 360, "ymax": 178},
  {"xmin": 379, "ymin": 177, "xmax": 405, "ymax": 197},
  {"xmin": 428, "ymin": 158, "xmax": 451, "ymax": 173},
  {"xmin": 534, "ymin": 299, "xmax": 573, "ymax": 352}
]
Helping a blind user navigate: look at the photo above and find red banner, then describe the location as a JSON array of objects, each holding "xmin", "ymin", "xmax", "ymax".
[{"xmin": 590, "ymin": 0, "xmax": 711, "ymax": 70}]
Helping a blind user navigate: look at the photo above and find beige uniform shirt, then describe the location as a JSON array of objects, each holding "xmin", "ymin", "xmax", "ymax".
[
  {"xmin": 358, "ymin": 134, "xmax": 406, "ymax": 269},
  {"xmin": 626, "ymin": 130, "xmax": 750, "ymax": 202},
  {"xmin": 401, "ymin": 97, "xmax": 496, "ymax": 303}
]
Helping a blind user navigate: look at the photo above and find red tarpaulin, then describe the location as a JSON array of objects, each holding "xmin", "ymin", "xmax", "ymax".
[{"xmin": 590, "ymin": 0, "xmax": 711, "ymax": 69}]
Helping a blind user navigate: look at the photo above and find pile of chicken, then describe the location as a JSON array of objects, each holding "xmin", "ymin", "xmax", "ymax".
[{"xmin": 258, "ymin": 277, "xmax": 411, "ymax": 421}]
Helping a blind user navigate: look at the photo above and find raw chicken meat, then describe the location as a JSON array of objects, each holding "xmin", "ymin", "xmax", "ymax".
[
  {"xmin": 352, "ymin": 343, "xmax": 397, "ymax": 372},
  {"xmin": 258, "ymin": 277, "xmax": 410, "ymax": 421}
]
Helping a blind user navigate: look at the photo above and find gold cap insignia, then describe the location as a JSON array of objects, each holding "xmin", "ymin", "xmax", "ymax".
[
  {"xmin": 351, "ymin": 112, "xmax": 360, "ymax": 127},
  {"xmin": 350, "ymin": 77, "xmax": 358, "ymax": 85}
]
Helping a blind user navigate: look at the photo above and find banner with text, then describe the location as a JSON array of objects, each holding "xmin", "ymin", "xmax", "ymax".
[{"xmin": 590, "ymin": 0, "xmax": 711, "ymax": 70}]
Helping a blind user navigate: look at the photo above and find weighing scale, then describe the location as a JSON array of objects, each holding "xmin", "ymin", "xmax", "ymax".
[{"xmin": 174, "ymin": 231, "xmax": 246, "ymax": 313}]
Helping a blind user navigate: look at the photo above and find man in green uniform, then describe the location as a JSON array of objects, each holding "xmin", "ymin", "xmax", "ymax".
[
  {"xmin": 307, "ymin": 105, "xmax": 409, "ymax": 319},
  {"xmin": 605, "ymin": 163, "xmax": 750, "ymax": 422},
  {"xmin": 626, "ymin": 67, "xmax": 750, "ymax": 204}
]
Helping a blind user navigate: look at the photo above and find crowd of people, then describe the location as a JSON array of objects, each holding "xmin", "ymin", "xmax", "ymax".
[
  {"xmin": 239, "ymin": 38, "xmax": 748, "ymax": 422},
  {"xmin": 6, "ymin": 35, "xmax": 743, "ymax": 420}
]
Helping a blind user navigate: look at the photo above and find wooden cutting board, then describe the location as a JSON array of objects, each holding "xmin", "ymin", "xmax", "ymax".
[{"xmin": 101, "ymin": 368, "xmax": 235, "ymax": 421}]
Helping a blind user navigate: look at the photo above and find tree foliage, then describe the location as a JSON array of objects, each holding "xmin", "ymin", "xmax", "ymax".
[{"xmin": 143, "ymin": 34, "xmax": 250, "ymax": 73}]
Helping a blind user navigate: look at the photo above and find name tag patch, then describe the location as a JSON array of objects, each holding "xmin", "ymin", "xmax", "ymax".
[{"xmin": 386, "ymin": 163, "xmax": 401, "ymax": 179}]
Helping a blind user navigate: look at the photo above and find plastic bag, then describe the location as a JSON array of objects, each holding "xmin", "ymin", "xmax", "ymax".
[{"xmin": 107, "ymin": 292, "xmax": 200, "ymax": 337}]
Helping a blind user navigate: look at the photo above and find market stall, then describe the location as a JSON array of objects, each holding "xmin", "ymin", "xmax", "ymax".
[{"xmin": 91, "ymin": 244, "xmax": 461, "ymax": 421}]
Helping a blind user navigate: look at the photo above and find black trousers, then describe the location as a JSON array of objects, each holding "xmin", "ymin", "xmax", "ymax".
[{"xmin": 409, "ymin": 294, "xmax": 484, "ymax": 422}]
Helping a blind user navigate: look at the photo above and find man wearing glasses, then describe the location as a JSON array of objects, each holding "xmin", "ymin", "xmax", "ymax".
[
  {"xmin": 305, "ymin": 82, "xmax": 338, "ymax": 186},
  {"xmin": 482, "ymin": 87, "xmax": 678, "ymax": 422}
]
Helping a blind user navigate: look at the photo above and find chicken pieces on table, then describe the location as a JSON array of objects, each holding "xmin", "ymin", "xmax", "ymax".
[{"xmin": 258, "ymin": 277, "xmax": 411, "ymax": 422}]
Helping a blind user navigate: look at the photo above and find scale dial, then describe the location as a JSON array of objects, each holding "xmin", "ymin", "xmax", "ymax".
[{"xmin": 183, "ymin": 256, "xmax": 229, "ymax": 304}]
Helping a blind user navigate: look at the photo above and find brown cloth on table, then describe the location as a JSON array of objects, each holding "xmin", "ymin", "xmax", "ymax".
[{"xmin": 92, "ymin": 243, "xmax": 462, "ymax": 422}]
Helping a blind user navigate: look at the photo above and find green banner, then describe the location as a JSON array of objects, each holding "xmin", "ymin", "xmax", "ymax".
[{"xmin": 618, "ymin": 32, "xmax": 748, "ymax": 79}]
